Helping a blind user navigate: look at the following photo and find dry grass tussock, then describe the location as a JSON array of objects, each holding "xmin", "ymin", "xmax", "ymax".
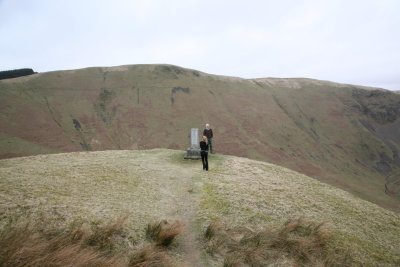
[
  {"xmin": 146, "ymin": 220, "xmax": 185, "ymax": 247},
  {"xmin": 204, "ymin": 218, "xmax": 353, "ymax": 267},
  {"xmin": 0, "ymin": 216, "xmax": 182, "ymax": 267}
]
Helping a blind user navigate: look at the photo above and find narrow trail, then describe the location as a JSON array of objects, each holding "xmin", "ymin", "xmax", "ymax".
[
  {"xmin": 168, "ymin": 161, "xmax": 205, "ymax": 266},
  {"xmin": 140, "ymin": 151, "xmax": 207, "ymax": 266},
  {"xmin": 177, "ymin": 170, "xmax": 204, "ymax": 267},
  {"xmin": 169, "ymin": 153, "xmax": 223, "ymax": 267}
]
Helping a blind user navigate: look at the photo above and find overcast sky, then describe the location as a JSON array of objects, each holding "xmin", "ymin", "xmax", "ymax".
[{"xmin": 1, "ymin": 0, "xmax": 399, "ymax": 90}]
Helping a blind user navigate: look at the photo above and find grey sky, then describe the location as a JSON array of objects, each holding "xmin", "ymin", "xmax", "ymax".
[{"xmin": 1, "ymin": 0, "xmax": 399, "ymax": 90}]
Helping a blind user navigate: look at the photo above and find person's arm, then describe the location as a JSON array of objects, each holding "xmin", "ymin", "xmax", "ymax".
[{"xmin": 210, "ymin": 129, "xmax": 213, "ymax": 138}]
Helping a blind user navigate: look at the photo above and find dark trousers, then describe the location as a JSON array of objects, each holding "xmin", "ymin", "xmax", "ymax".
[
  {"xmin": 207, "ymin": 138, "xmax": 213, "ymax": 153},
  {"xmin": 201, "ymin": 151, "xmax": 208, "ymax": 170}
]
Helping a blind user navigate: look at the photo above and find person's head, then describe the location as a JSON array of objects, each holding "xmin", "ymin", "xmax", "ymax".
[
  {"xmin": 206, "ymin": 123, "xmax": 210, "ymax": 129},
  {"xmin": 202, "ymin": 136, "xmax": 208, "ymax": 144}
]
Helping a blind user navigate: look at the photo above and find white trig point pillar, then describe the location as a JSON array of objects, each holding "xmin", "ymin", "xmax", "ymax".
[{"xmin": 184, "ymin": 128, "xmax": 201, "ymax": 159}]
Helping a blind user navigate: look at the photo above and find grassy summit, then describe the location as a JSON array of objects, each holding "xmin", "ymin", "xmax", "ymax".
[{"xmin": 0, "ymin": 149, "xmax": 399, "ymax": 266}]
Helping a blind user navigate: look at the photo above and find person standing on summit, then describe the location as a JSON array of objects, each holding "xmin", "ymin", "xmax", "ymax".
[
  {"xmin": 203, "ymin": 123, "xmax": 213, "ymax": 153},
  {"xmin": 200, "ymin": 136, "xmax": 209, "ymax": 171}
]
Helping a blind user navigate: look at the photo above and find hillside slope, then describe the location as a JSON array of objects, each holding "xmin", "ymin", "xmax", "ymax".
[
  {"xmin": 0, "ymin": 64, "xmax": 399, "ymax": 212},
  {"xmin": 0, "ymin": 149, "xmax": 399, "ymax": 266}
]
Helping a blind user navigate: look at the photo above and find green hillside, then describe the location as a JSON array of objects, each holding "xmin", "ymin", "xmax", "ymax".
[
  {"xmin": 0, "ymin": 150, "xmax": 399, "ymax": 266},
  {"xmin": 0, "ymin": 64, "xmax": 399, "ymax": 212}
]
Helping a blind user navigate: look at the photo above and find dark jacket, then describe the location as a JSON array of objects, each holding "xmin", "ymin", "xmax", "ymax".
[
  {"xmin": 200, "ymin": 141, "xmax": 208, "ymax": 151},
  {"xmin": 203, "ymin": 128, "xmax": 213, "ymax": 139}
]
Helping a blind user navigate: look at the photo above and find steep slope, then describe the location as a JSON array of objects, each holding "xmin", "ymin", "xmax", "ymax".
[
  {"xmin": 0, "ymin": 150, "xmax": 399, "ymax": 266},
  {"xmin": 0, "ymin": 64, "xmax": 399, "ymax": 211}
]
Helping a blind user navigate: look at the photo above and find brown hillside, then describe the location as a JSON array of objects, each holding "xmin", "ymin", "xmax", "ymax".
[{"xmin": 0, "ymin": 64, "xmax": 399, "ymax": 211}]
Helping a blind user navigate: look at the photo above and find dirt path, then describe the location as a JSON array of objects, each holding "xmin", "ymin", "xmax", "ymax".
[
  {"xmin": 137, "ymin": 151, "xmax": 206, "ymax": 266},
  {"xmin": 166, "ymin": 159, "xmax": 205, "ymax": 266},
  {"xmin": 178, "ymin": 190, "xmax": 203, "ymax": 266},
  {"xmin": 101, "ymin": 150, "xmax": 207, "ymax": 265}
]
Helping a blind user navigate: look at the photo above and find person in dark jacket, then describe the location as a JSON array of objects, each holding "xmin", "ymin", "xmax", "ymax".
[
  {"xmin": 203, "ymin": 123, "xmax": 213, "ymax": 153},
  {"xmin": 200, "ymin": 135, "xmax": 209, "ymax": 171}
]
